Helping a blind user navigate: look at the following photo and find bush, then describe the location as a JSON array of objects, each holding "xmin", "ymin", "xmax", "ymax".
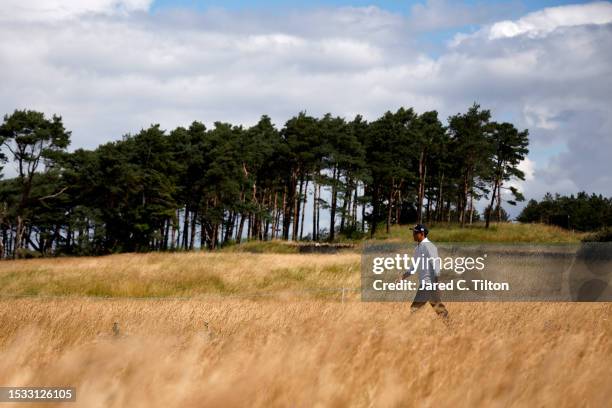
[
  {"xmin": 15, "ymin": 248, "xmax": 42, "ymax": 259},
  {"xmin": 338, "ymin": 224, "xmax": 367, "ymax": 241}
]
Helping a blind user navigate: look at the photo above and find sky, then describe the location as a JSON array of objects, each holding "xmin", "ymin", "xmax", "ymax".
[{"xmin": 0, "ymin": 0, "xmax": 611, "ymax": 218}]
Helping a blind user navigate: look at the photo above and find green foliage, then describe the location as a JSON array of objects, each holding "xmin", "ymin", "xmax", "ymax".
[
  {"xmin": 0, "ymin": 105, "xmax": 541, "ymax": 258},
  {"xmin": 518, "ymin": 192, "xmax": 612, "ymax": 231},
  {"xmin": 221, "ymin": 240, "xmax": 299, "ymax": 254}
]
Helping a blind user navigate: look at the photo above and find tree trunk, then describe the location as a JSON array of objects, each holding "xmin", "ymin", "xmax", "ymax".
[
  {"xmin": 386, "ymin": 180, "xmax": 394, "ymax": 234},
  {"xmin": 329, "ymin": 166, "xmax": 338, "ymax": 242},
  {"xmin": 211, "ymin": 223, "xmax": 218, "ymax": 250},
  {"xmin": 370, "ymin": 185, "xmax": 380, "ymax": 237},
  {"xmin": 199, "ymin": 216, "xmax": 206, "ymax": 250},
  {"xmin": 353, "ymin": 184, "xmax": 358, "ymax": 228},
  {"xmin": 189, "ymin": 209, "xmax": 198, "ymax": 249},
  {"xmin": 469, "ymin": 193, "xmax": 474, "ymax": 225},
  {"xmin": 460, "ymin": 174, "xmax": 469, "ymax": 228},
  {"xmin": 13, "ymin": 215, "xmax": 25, "ymax": 258},
  {"xmin": 436, "ymin": 173, "xmax": 444, "ymax": 222},
  {"xmin": 271, "ymin": 191, "xmax": 278, "ymax": 240},
  {"xmin": 300, "ymin": 178, "xmax": 308, "ymax": 240},
  {"xmin": 485, "ymin": 178, "xmax": 499, "ymax": 228},
  {"xmin": 162, "ymin": 218, "xmax": 169, "ymax": 250},
  {"xmin": 496, "ymin": 182, "xmax": 503, "ymax": 222},
  {"xmin": 282, "ymin": 183, "xmax": 291, "ymax": 240},
  {"xmin": 417, "ymin": 151, "xmax": 426, "ymax": 223},
  {"xmin": 293, "ymin": 175, "xmax": 303, "ymax": 241},
  {"xmin": 312, "ymin": 178, "xmax": 318, "ymax": 241},
  {"xmin": 395, "ymin": 188, "xmax": 401, "ymax": 226},
  {"xmin": 182, "ymin": 207, "xmax": 189, "ymax": 249},
  {"xmin": 171, "ymin": 210, "xmax": 179, "ymax": 250},
  {"xmin": 316, "ymin": 184, "xmax": 321, "ymax": 239},
  {"xmin": 263, "ymin": 191, "xmax": 272, "ymax": 240},
  {"xmin": 236, "ymin": 213, "xmax": 245, "ymax": 244},
  {"xmin": 224, "ymin": 211, "xmax": 234, "ymax": 244},
  {"xmin": 340, "ymin": 179, "xmax": 350, "ymax": 233},
  {"xmin": 361, "ymin": 183, "xmax": 366, "ymax": 233}
]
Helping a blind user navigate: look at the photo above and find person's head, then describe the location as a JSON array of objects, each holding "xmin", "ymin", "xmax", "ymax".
[{"xmin": 412, "ymin": 224, "xmax": 428, "ymax": 242}]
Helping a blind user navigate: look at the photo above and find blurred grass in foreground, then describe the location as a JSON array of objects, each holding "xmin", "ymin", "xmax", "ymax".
[{"xmin": 1, "ymin": 300, "xmax": 610, "ymax": 407}]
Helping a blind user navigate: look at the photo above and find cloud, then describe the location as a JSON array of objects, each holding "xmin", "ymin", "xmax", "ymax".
[
  {"xmin": 452, "ymin": 1, "xmax": 612, "ymax": 44},
  {"xmin": 0, "ymin": 1, "xmax": 610, "ymax": 210},
  {"xmin": 408, "ymin": 0, "xmax": 520, "ymax": 32},
  {"xmin": 489, "ymin": 1, "xmax": 612, "ymax": 39},
  {"xmin": 525, "ymin": 109, "xmax": 612, "ymax": 199},
  {"xmin": 0, "ymin": 0, "xmax": 152, "ymax": 21}
]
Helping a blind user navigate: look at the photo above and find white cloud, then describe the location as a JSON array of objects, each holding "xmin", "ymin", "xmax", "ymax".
[
  {"xmin": 523, "ymin": 104, "xmax": 559, "ymax": 130},
  {"xmin": 493, "ymin": 157, "xmax": 536, "ymax": 217},
  {"xmin": 0, "ymin": 0, "xmax": 153, "ymax": 21},
  {"xmin": 519, "ymin": 158, "xmax": 535, "ymax": 182},
  {"xmin": 1, "ymin": 0, "xmax": 152, "ymax": 21},
  {"xmin": 452, "ymin": 1, "xmax": 612, "ymax": 45},
  {"xmin": 489, "ymin": 1, "xmax": 612, "ymax": 39}
]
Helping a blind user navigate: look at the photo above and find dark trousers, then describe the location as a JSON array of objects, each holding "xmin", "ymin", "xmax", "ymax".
[{"xmin": 410, "ymin": 287, "xmax": 448, "ymax": 318}]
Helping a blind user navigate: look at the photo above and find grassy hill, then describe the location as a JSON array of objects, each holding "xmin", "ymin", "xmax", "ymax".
[
  {"xmin": 223, "ymin": 222, "xmax": 586, "ymax": 254},
  {"xmin": 374, "ymin": 222, "xmax": 586, "ymax": 243}
]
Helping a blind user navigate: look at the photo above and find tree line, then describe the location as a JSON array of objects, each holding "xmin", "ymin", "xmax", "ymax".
[
  {"xmin": 0, "ymin": 104, "xmax": 529, "ymax": 258},
  {"xmin": 518, "ymin": 192, "xmax": 612, "ymax": 231}
]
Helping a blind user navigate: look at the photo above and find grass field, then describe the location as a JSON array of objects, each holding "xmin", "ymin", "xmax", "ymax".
[
  {"xmin": 0, "ymin": 223, "xmax": 609, "ymax": 407},
  {"xmin": 0, "ymin": 252, "xmax": 359, "ymax": 298},
  {"xmin": 375, "ymin": 222, "xmax": 586, "ymax": 243},
  {"xmin": 1, "ymin": 300, "xmax": 610, "ymax": 407}
]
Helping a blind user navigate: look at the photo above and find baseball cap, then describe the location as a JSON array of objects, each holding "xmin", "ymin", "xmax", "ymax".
[{"xmin": 413, "ymin": 224, "xmax": 428, "ymax": 235}]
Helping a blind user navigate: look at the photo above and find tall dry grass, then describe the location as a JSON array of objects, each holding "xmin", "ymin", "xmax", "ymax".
[
  {"xmin": 0, "ymin": 299, "xmax": 610, "ymax": 407},
  {"xmin": 0, "ymin": 252, "xmax": 359, "ymax": 298},
  {"xmin": 377, "ymin": 223, "xmax": 586, "ymax": 243},
  {"xmin": 0, "ymin": 236, "xmax": 609, "ymax": 407}
]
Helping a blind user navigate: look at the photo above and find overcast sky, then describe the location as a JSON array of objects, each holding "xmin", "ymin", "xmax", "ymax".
[{"xmin": 1, "ymin": 0, "xmax": 611, "ymax": 217}]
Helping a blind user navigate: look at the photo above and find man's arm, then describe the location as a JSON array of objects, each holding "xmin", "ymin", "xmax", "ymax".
[
  {"xmin": 396, "ymin": 269, "xmax": 412, "ymax": 283},
  {"xmin": 430, "ymin": 244, "xmax": 441, "ymax": 277},
  {"xmin": 397, "ymin": 246, "xmax": 419, "ymax": 282},
  {"xmin": 401, "ymin": 267, "xmax": 414, "ymax": 279}
]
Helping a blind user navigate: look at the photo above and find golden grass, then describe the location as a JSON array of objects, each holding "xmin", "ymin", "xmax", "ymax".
[
  {"xmin": 0, "ymin": 231, "xmax": 608, "ymax": 407},
  {"xmin": 377, "ymin": 222, "xmax": 586, "ymax": 243},
  {"xmin": 0, "ymin": 252, "xmax": 360, "ymax": 298},
  {"xmin": 220, "ymin": 240, "xmax": 300, "ymax": 253},
  {"xmin": 0, "ymin": 299, "xmax": 610, "ymax": 407}
]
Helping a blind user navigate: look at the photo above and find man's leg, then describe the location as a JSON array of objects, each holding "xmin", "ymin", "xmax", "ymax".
[
  {"xmin": 410, "ymin": 289, "xmax": 431, "ymax": 313},
  {"xmin": 429, "ymin": 300, "xmax": 448, "ymax": 318},
  {"xmin": 410, "ymin": 300, "xmax": 427, "ymax": 313},
  {"xmin": 411, "ymin": 286, "xmax": 449, "ymax": 317},
  {"xmin": 428, "ymin": 288, "xmax": 448, "ymax": 318}
]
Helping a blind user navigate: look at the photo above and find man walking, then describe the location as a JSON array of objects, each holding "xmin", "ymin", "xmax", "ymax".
[{"xmin": 398, "ymin": 224, "xmax": 448, "ymax": 318}]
